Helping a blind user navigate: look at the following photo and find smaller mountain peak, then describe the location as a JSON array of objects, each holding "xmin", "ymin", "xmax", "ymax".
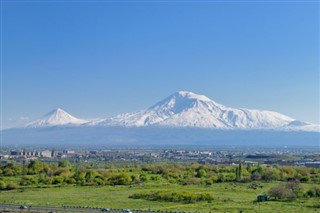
[
  {"xmin": 26, "ymin": 108, "xmax": 87, "ymax": 128},
  {"xmin": 46, "ymin": 108, "xmax": 68, "ymax": 116},
  {"xmin": 53, "ymin": 108, "xmax": 64, "ymax": 112}
]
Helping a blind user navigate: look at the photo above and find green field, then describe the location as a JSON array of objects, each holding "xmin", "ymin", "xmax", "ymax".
[
  {"xmin": 0, "ymin": 182, "xmax": 319, "ymax": 213},
  {"xmin": 1, "ymin": 161, "xmax": 320, "ymax": 212}
]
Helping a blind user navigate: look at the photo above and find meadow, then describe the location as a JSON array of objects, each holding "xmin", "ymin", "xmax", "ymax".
[
  {"xmin": 0, "ymin": 160, "xmax": 319, "ymax": 212},
  {"xmin": 0, "ymin": 182, "xmax": 319, "ymax": 212}
]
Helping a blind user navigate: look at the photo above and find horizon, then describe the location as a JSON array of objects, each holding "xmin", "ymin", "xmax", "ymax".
[{"xmin": 1, "ymin": 1, "xmax": 319, "ymax": 129}]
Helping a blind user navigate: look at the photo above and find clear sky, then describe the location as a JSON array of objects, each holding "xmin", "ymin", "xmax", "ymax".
[{"xmin": 1, "ymin": 1, "xmax": 319, "ymax": 129}]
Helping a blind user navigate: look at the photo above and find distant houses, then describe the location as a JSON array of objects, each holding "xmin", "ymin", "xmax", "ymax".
[
  {"xmin": 305, "ymin": 162, "xmax": 320, "ymax": 168},
  {"xmin": 9, "ymin": 150, "xmax": 55, "ymax": 158},
  {"xmin": 8, "ymin": 149, "xmax": 76, "ymax": 159}
]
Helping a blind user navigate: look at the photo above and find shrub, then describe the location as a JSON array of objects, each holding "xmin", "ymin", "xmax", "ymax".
[
  {"xmin": 20, "ymin": 176, "xmax": 38, "ymax": 186},
  {"xmin": 262, "ymin": 167, "xmax": 280, "ymax": 181},
  {"xmin": 305, "ymin": 186, "xmax": 320, "ymax": 197},
  {"xmin": 6, "ymin": 182, "xmax": 18, "ymax": 190},
  {"xmin": 251, "ymin": 171, "xmax": 261, "ymax": 181},
  {"xmin": 108, "ymin": 173, "xmax": 132, "ymax": 185},
  {"xmin": 52, "ymin": 176, "xmax": 64, "ymax": 185},
  {"xmin": 269, "ymin": 181, "xmax": 303, "ymax": 200},
  {"xmin": 129, "ymin": 190, "xmax": 213, "ymax": 203},
  {"xmin": 196, "ymin": 169, "xmax": 207, "ymax": 178},
  {"xmin": 0, "ymin": 180, "xmax": 6, "ymax": 190}
]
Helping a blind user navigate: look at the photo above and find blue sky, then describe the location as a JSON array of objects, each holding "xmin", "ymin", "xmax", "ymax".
[{"xmin": 1, "ymin": 1, "xmax": 319, "ymax": 129}]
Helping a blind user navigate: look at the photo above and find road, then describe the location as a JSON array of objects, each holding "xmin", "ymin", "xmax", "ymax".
[{"xmin": 0, "ymin": 203, "xmax": 127, "ymax": 213}]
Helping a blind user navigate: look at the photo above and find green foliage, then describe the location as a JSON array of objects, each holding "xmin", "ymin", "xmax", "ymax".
[
  {"xmin": 305, "ymin": 185, "xmax": 320, "ymax": 197},
  {"xmin": 27, "ymin": 160, "xmax": 43, "ymax": 174},
  {"xmin": 269, "ymin": 181, "xmax": 303, "ymax": 200},
  {"xmin": 6, "ymin": 182, "xmax": 18, "ymax": 190},
  {"xmin": 139, "ymin": 174, "xmax": 147, "ymax": 182},
  {"xmin": 58, "ymin": 160, "xmax": 73, "ymax": 168},
  {"xmin": 196, "ymin": 169, "xmax": 207, "ymax": 178},
  {"xmin": 262, "ymin": 167, "xmax": 280, "ymax": 181},
  {"xmin": 20, "ymin": 176, "xmax": 38, "ymax": 186},
  {"xmin": 0, "ymin": 180, "xmax": 6, "ymax": 190},
  {"xmin": 129, "ymin": 190, "xmax": 214, "ymax": 203},
  {"xmin": 2, "ymin": 162, "xmax": 21, "ymax": 176},
  {"xmin": 238, "ymin": 162, "xmax": 243, "ymax": 180},
  {"xmin": 108, "ymin": 173, "xmax": 132, "ymax": 185},
  {"xmin": 0, "ymin": 160, "xmax": 319, "ymax": 195}
]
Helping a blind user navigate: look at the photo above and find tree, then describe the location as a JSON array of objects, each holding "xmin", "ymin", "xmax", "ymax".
[
  {"xmin": 269, "ymin": 181, "xmax": 302, "ymax": 200},
  {"xmin": 251, "ymin": 171, "xmax": 261, "ymax": 181},
  {"xmin": 58, "ymin": 160, "xmax": 72, "ymax": 168},
  {"xmin": 217, "ymin": 173, "xmax": 225, "ymax": 182},
  {"xmin": 262, "ymin": 167, "xmax": 280, "ymax": 181},
  {"xmin": 269, "ymin": 184, "xmax": 290, "ymax": 199},
  {"xmin": 236, "ymin": 163, "xmax": 243, "ymax": 181},
  {"xmin": 27, "ymin": 160, "xmax": 42, "ymax": 174},
  {"xmin": 196, "ymin": 169, "xmax": 207, "ymax": 178}
]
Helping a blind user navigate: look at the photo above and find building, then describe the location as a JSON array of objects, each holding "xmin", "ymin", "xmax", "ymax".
[
  {"xmin": 305, "ymin": 162, "xmax": 320, "ymax": 168},
  {"xmin": 41, "ymin": 150, "xmax": 53, "ymax": 158}
]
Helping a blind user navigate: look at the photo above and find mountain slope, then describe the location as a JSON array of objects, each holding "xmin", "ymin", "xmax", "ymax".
[
  {"xmin": 27, "ymin": 108, "xmax": 87, "ymax": 128},
  {"xmin": 25, "ymin": 91, "xmax": 318, "ymax": 132},
  {"xmin": 92, "ymin": 91, "xmax": 318, "ymax": 131}
]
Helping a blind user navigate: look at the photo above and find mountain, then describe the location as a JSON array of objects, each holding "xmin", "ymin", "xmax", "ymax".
[
  {"xmin": 3, "ymin": 91, "xmax": 319, "ymax": 147},
  {"xmin": 24, "ymin": 91, "xmax": 318, "ymax": 132},
  {"xmin": 90, "ymin": 91, "xmax": 318, "ymax": 131},
  {"xmin": 26, "ymin": 108, "xmax": 87, "ymax": 128}
]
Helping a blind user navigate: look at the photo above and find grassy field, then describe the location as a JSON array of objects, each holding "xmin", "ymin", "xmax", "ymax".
[{"xmin": 0, "ymin": 182, "xmax": 319, "ymax": 213}]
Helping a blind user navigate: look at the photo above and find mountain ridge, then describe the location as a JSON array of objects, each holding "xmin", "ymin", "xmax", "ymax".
[
  {"xmin": 24, "ymin": 91, "xmax": 319, "ymax": 132},
  {"xmin": 88, "ymin": 91, "xmax": 318, "ymax": 132}
]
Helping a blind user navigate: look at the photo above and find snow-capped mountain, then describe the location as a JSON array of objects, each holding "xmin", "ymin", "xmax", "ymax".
[
  {"xmin": 3, "ymin": 91, "xmax": 319, "ymax": 147},
  {"xmin": 27, "ymin": 108, "xmax": 87, "ymax": 128},
  {"xmin": 91, "ymin": 91, "xmax": 318, "ymax": 131},
  {"xmin": 24, "ymin": 91, "xmax": 318, "ymax": 132}
]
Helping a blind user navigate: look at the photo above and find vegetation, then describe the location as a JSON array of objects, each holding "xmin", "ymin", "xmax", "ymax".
[
  {"xmin": 0, "ymin": 160, "xmax": 319, "ymax": 212},
  {"xmin": 1, "ymin": 160, "xmax": 319, "ymax": 188},
  {"xmin": 129, "ymin": 191, "xmax": 214, "ymax": 203},
  {"xmin": 268, "ymin": 180, "xmax": 304, "ymax": 200}
]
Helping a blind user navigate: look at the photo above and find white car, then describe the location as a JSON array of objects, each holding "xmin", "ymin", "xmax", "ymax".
[{"xmin": 122, "ymin": 209, "xmax": 133, "ymax": 213}]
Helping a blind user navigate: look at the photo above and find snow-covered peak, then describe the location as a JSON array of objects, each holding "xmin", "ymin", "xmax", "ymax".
[
  {"xmin": 24, "ymin": 91, "xmax": 319, "ymax": 132},
  {"xmin": 173, "ymin": 91, "xmax": 213, "ymax": 102},
  {"xmin": 26, "ymin": 108, "xmax": 87, "ymax": 128},
  {"xmin": 149, "ymin": 91, "xmax": 224, "ymax": 113},
  {"xmin": 90, "ymin": 91, "xmax": 319, "ymax": 131},
  {"xmin": 92, "ymin": 91, "xmax": 310, "ymax": 130}
]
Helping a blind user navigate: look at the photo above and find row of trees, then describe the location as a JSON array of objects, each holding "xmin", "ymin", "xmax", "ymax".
[
  {"xmin": 0, "ymin": 160, "xmax": 319, "ymax": 189},
  {"xmin": 140, "ymin": 162, "xmax": 320, "ymax": 184}
]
